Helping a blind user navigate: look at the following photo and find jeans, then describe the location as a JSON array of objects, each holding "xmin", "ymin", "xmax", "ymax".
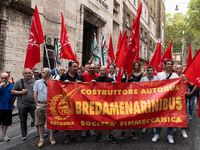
[
  {"xmin": 18, "ymin": 106, "xmax": 36, "ymax": 137},
  {"xmin": 185, "ymin": 95, "xmax": 195, "ymax": 115},
  {"xmin": 155, "ymin": 127, "xmax": 174, "ymax": 136}
]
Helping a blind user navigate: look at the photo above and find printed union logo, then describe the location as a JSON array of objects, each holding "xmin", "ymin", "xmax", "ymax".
[
  {"xmin": 196, "ymin": 77, "xmax": 200, "ymax": 83},
  {"xmin": 50, "ymin": 87, "xmax": 80, "ymax": 120}
]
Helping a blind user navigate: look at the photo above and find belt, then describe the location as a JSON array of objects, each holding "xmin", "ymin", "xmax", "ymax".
[{"xmin": 38, "ymin": 101, "xmax": 47, "ymax": 104}]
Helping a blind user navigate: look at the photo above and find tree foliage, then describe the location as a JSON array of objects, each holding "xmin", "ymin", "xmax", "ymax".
[
  {"xmin": 187, "ymin": 0, "xmax": 200, "ymax": 42},
  {"xmin": 165, "ymin": 13, "xmax": 189, "ymax": 53}
]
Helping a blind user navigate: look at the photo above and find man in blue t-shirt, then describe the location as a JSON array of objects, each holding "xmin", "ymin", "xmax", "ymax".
[{"xmin": 0, "ymin": 72, "xmax": 15, "ymax": 142}]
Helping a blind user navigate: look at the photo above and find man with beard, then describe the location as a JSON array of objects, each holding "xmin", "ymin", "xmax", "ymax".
[
  {"xmin": 60, "ymin": 61, "xmax": 84, "ymax": 144},
  {"xmin": 152, "ymin": 60, "xmax": 179, "ymax": 144},
  {"xmin": 91, "ymin": 66, "xmax": 118, "ymax": 144},
  {"xmin": 82, "ymin": 64, "xmax": 100, "ymax": 82}
]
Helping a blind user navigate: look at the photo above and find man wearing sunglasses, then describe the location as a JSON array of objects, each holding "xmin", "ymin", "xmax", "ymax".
[{"xmin": 33, "ymin": 69, "xmax": 40, "ymax": 80}]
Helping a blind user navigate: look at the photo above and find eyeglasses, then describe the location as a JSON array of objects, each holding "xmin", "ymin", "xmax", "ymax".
[
  {"xmin": 24, "ymin": 72, "xmax": 31, "ymax": 74},
  {"xmin": 6, "ymin": 71, "xmax": 11, "ymax": 73},
  {"xmin": 1, "ymin": 77, "xmax": 8, "ymax": 79},
  {"xmin": 34, "ymin": 72, "xmax": 39, "ymax": 74}
]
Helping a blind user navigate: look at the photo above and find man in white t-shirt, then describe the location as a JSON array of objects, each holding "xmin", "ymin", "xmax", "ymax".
[
  {"xmin": 140, "ymin": 66, "xmax": 158, "ymax": 82},
  {"xmin": 152, "ymin": 59, "xmax": 179, "ymax": 144},
  {"xmin": 140, "ymin": 66, "xmax": 158, "ymax": 134}
]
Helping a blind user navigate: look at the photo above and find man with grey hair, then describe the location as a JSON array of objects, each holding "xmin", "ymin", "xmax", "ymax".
[
  {"xmin": 34, "ymin": 68, "xmax": 56, "ymax": 148},
  {"xmin": 11, "ymin": 68, "xmax": 36, "ymax": 141},
  {"xmin": 0, "ymin": 72, "xmax": 15, "ymax": 142},
  {"xmin": 53, "ymin": 66, "xmax": 65, "ymax": 80}
]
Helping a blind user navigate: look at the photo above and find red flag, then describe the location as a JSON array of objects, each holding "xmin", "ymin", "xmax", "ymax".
[
  {"xmin": 107, "ymin": 34, "xmax": 115, "ymax": 68},
  {"xmin": 115, "ymin": 30, "xmax": 127, "ymax": 68},
  {"xmin": 186, "ymin": 46, "xmax": 192, "ymax": 68},
  {"xmin": 148, "ymin": 41, "xmax": 162, "ymax": 74},
  {"xmin": 133, "ymin": 50, "xmax": 140, "ymax": 62},
  {"xmin": 161, "ymin": 39, "xmax": 173, "ymax": 70},
  {"xmin": 24, "ymin": 5, "xmax": 44, "ymax": 69},
  {"xmin": 116, "ymin": 67, "xmax": 124, "ymax": 82},
  {"xmin": 123, "ymin": 3, "xmax": 142, "ymax": 75},
  {"xmin": 116, "ymin": 31, "xmax": 127, "ymax": 82},
  {"xmin": 60, "ymin": 13, "xmax": 77, "ymax": 62},
  {"xmin": 184, "ymin": 48, "xmax": 200, "ymax": 88},
  {"xmin": 115, "ymin": 31, "xmax": 123, "ymax": 61}
]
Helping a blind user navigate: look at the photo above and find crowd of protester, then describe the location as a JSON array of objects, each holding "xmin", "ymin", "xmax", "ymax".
[{"xmin": 0, "ymin": 59, "xmax": 199, "ymax": 148}]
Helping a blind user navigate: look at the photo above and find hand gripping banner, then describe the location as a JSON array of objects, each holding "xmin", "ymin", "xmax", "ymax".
[{"xmin": 47, "ymin": 78, "xmax": 187, "ymax": 130}]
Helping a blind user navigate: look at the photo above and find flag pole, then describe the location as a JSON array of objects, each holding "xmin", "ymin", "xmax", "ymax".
[
  {"xmin": 44, "ymin": 40, "xmax": 51, "ymax": 69},
  {"xmin": 55, "ymin": 37, "xmax": 58, "ymax": 75}
]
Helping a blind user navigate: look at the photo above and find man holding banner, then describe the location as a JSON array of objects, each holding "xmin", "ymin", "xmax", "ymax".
[
  {"xmin": 82, "ymin": 64, "xmax": 100, "ymax": 82},
  {"xmin": 60, "ymin": 61, "xmax": 83, "ymax": 144},
  {"xmin": 152, "ymin": 60, "xmax": 179, "ymax": 144},
  {"xmin": 92, "ymin": 66, "xmax": 118, "ymax": 144},
  {"xmin": 140, "ymin": 66, "xmax": 158, "ymax": 134}
]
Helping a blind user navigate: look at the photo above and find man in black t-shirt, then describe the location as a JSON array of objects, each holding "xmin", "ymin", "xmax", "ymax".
[
  {"xmin": 91, "ymin": 66, "xmax": 118, "ymax": 144},
  {"xmin": 92, "ymin": 66, "xmax": 114, "ymax": 83},
  {"xmin": 60, "ymin": 61, "xmax": 83, "ymax": 144},
  {"xmin": 60, "ymin": 61, "xmax": 83, "ymax": 82}
]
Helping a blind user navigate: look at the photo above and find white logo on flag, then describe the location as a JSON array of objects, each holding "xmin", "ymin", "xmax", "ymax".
[
  {"xmin": 28, "ymin": 32, "xmax": 39, "ymax": 47},
  {"xmin": 196, "ymin": 77, "xmax": 200, "ymax": 83}
]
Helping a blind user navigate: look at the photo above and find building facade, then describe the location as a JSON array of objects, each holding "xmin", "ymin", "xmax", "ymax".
[{"xmin": 0, "ymin": 0, "xmax": 165, "ymax": 79}]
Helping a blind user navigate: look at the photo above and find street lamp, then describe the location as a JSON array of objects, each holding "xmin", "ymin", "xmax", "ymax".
[
  {"xmin": 175, "ymin": 5, "xmax": 179, "ymax": 11},
  {"xmin": 175, "ymin": 2, "xmax": 189, "ymax": 11}
]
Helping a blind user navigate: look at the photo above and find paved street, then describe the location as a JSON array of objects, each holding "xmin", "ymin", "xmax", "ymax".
[{"xmin": 1, "ymin": 103, "xmax": 200, "ymax": 150}]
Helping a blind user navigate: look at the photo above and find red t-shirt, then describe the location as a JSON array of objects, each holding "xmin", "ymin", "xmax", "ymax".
[{"xmin": 82, "ymin": 73, "xmax": 100, "ymax": 82}]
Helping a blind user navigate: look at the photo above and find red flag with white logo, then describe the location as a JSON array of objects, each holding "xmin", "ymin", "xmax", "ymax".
[
  {"xmin": 24, "ymin": 5, "xmax": 44, "ymax": 69},
  {"xmin": 186, "ymin": 46, "xmax": 192, "ymax": 68},
  {"xmin": 123, "ymin": 3, "xmax": 142, "ymax": 75},
  {"xmin": 161, "ymin": 39, "xmax": 173, "ymax": 70},
  {"xmin": 60, "ymin": 13, "xmax": 77, "ymax": 62},
  {"xmin": 148, "ymin": 41, "xmax": 162, "ymax": 74}
]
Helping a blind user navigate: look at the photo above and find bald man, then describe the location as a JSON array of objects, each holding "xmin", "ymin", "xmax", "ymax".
[
  {"xmin": 92, "ymin": 66, "xmax": 115, "ymax": 83},
  {"xmin": 54, "ymin": 67, "xmax": 65, "ymax": 80},
  {"xmin": 91, "ymin": 66, "xmax": 118, "ymax": 144},
  {"xmin": 0, "ymin": 73, "xmax": 15, "ymax": 142},
  {"xmin": 82, "ymin": 64, "xmax": 100, "ymax": 82}
]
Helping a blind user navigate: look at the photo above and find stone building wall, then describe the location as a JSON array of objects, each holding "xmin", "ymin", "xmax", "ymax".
[{"xmin": 0, "ymin": 1, "xmax": 33, "ymax": 80}]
